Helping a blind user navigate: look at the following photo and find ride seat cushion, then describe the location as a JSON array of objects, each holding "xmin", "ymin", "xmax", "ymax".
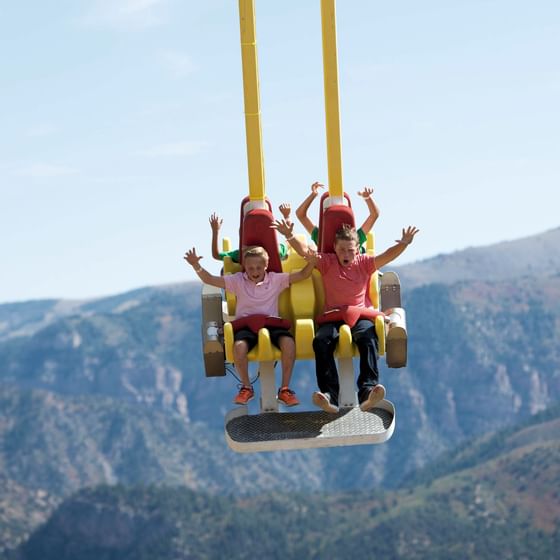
[
  {"xmin": 316, "ymin": 306, "xmax": 384, "ymax": 328},
  {"xmin": 231, "ymin": 314, "xmax": 292, "ymax": 334}
]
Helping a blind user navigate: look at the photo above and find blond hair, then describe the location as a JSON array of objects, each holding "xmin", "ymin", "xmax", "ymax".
[{"xmin": 243, "ymin": 246, "xmax": 269, "ymax": 262}]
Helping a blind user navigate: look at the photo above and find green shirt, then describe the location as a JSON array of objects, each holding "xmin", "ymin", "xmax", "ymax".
[
  {"xmin": 311, "ymin": 226, "xmax": 368, "ymax": 253},
  {"xmin": 219, "ymin": 243, "xmax": 289, "ymax": 263}
]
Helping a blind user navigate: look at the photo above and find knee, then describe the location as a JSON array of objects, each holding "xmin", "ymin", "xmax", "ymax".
[
  {"xmin": 233, "ymin": 340, "xmax": 248, "ymax": 359},
  {"xmin": 355, "ymin": 333, "xmax": 374, "ymax": 345},
  {"xmin": 355, "ymin": 333, "xmax": 378, "ymax": 353},
  {"xmin": 279, "ymin": 336, "xmax": 295, "ymax": 354},
  {"xmin": 354, "ymin": 325, "xmax": 375, "ymax": 343},
  {"xmin": 313, "ymin": 335, "xmax": 334, "ymax": 353},
  {"xmin": 312, "ymin": 337, "xmax": 323, "ymax": 352}
]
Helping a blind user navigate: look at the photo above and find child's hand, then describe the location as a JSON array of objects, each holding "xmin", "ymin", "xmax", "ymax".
[
  {"xmin": 184, "ymin": 248, "xmax": 203, "ymax": 268},
  {"xmin": 396, "ymin": 226, "xmax": 419, "ymax": 246},
  {"xmin": 271, "ymin": 218, "xmax": 294, "ymax": 238},
  {"xmin": 311, "ymin": 181, "xmax": 324, "ymax": 195},
  {"xmin": 357, "ymin": 187, "xmax": 374, "ymax": 198},
  {"xmin": 303, "ymin": 248, "xmax": 318, "ymax": 266},
  {"xmin": 209, "ymin": 213, "xmax": 222, "ymax": 232},
  {"xmin": 278, "ymin": 203, "xmax": 291, "ymax": 220}
]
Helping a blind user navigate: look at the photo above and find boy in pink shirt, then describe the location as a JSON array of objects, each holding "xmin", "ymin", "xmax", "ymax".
[
  {"xmin": 273, "ymin": 220, "xmax": 418, "ymax": 413},
  {"xmin": 184, "ymin": 246, "xmax": 316, "ymax": 406}
]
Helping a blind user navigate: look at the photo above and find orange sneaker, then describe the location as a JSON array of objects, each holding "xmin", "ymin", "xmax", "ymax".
[
  {"xmin": 277, "ymin": 386, "xmax": 300, "ymax": 407},
  {"xmin": 234, "ymin": 385, "xmax": 254, "ymax": 405}
]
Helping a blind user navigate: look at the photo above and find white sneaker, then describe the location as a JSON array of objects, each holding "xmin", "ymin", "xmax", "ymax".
[
  {"xmin": 312, "ymin": 391, "xmax": 339, "ymax": 414},
  {"xmin": 360, "ymin": 384, "xmax": 386, "ymax": 411}
]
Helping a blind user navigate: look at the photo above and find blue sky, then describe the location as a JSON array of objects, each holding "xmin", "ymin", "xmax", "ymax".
[{"xmin": 1, "ymin": 0, "xmax": 558, "ymax": 303}]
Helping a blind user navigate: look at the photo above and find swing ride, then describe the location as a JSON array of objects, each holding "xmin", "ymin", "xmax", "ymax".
[{"xmin": 200, "ymin": 0, "xmax": 408, "ymax": 453}]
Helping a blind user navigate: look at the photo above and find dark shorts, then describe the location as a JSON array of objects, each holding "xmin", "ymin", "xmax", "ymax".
[{"xmin": 234, "ymin": 327, "xmax": 294, "ymax": 352}]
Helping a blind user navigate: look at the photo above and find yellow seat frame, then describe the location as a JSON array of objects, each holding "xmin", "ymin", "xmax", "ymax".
[{"xmin": 222, "ymin": 234, "xmax": 386, "ymax": 364}]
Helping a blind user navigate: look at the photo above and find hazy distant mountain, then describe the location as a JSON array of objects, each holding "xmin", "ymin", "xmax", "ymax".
[
  {"xmin": 1, "ymin": 227, "xmax": 560, "ymax": 553},
  {"xmin": 13, "ymin": 403, "xmax": 560, "ymax": 560},
  {"xmin": 396, "ymin": 226, "xmax": 560, "ymax": 288},
  {"xmin": 0, "ymin": 284, "xmax": 201, "ymax": 422}
]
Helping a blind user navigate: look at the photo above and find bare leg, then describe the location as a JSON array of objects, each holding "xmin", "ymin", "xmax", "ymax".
[
  {"xmin": 277, "ymin": 336, "xmax": 296, "ymax": 387},
  {"xmin": 233, "ymin": 340, "xmax": 251, "ymax": 386}
]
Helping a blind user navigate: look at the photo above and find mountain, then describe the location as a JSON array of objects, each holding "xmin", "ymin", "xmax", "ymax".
[
  {"xmin": 0, "ymin": 284, "xmax": 199, "ymax": 423},
  {"xmin": 0, "ymin": 385, "xmax": 325, "ymax": 554},
  {"xmin": 11, "ymin": 403, "xmax": 560, "ymax": 560},
  {"xmin": 406, "ymin": 400, "xmax": 560, "ymax": 489},
  {"xmin": 1, "ymin": 227, "xmax": 560, "ymax": 551},
  {"xmin": 396, "ymin": 226, "xmax": 560, "ymax": 288}
]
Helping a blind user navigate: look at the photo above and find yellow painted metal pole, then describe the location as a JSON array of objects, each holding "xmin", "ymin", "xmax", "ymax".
[
  {"xmin": 238, "ymin": 0, "xmax": 266, "ymax": 201},
  {"xmin": 320, "ymin": 0, "xmax": 344, "ymax": 197}
]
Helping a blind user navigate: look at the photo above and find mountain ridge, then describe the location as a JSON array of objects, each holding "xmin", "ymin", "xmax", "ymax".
[
  {"xmin": 1, "ymin": 226, "xmax": 560, "ymax": 553},
  {"xmin": 395, "ymin": 225, "xmax": 560, "ymax": 289},
  {"xmin": 3, "ymin": 225, "xmax": 559, "ymax": 313},
  {"xmin": 11, "ymin": 402, "xmax": 560, "ymax": 559}
]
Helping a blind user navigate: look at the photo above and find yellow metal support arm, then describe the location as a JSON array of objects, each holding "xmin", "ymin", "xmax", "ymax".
[
  {"xmin": 238, "ymin": 0, "xmax": 266, "ymax": 202},
  {"xmin": 321, "ymin": 0, "xmax": 344, "ymax": 198}
]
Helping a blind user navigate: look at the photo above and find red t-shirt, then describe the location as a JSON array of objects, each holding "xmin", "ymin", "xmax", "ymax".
[{"xmin": 316, "ymin": 253, "xmax": 376, "ymax": 311}]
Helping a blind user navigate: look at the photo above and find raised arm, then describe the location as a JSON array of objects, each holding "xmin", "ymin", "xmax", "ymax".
[
  {"xmin": 295, "ymin": 181, "xmax": 323, "ymax": 235},
  {"xmin": 278, "ymin": 203, "xmax": 291, "ymax": 221},
  {"xmin": 357, "ymin": 187, "xmax": 380, "ymax": 234},
  {"xmin": 184, "ymin": 248, "xmax": 226, "ymax": 288},
  {"xmin": 209, "ymin": 213, "xmax": 223, "ymax": 261},
  {"xmin": 271, "ymin": 218, "xmax": 307, "ymax": 257},
  {"xmin": 375, "ymin": 226, "xmax": 420, "ymax": 269},
  {"xmin": 289, "ymin": 251, "xmax": 318, "ymax": 283}
]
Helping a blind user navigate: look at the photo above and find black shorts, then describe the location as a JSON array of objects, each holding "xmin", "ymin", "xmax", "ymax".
[{"xmin": 233, "ymin": 327, "xmax": 293, "ymax": 352}]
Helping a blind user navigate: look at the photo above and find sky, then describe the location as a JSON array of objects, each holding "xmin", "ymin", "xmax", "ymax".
[{"xmin": 1, "ymin": 0, "xmax": 559, "ymax": 304}]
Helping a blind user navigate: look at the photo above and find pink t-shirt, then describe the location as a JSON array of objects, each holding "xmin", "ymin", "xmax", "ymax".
[
  {"xmin": 224, "ymin": 271, "xmax": 291, "ymax": 318},
  {"xmin": 316, "ymin": 253, "xmax": 376, "ymax": 311}
]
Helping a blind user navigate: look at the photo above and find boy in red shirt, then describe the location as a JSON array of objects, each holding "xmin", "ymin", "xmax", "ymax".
[{"xmin": 273, "ymin": 220, "xmax": 418, "ymax": 413}]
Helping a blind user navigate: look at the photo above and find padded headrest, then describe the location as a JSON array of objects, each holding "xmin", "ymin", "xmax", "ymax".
[
  {"xmin": 319, "ymin": 204, "xmax": 356, "ymax": 253},
  {"xmin": 317, "ymin": 192, "xmax": 355, "ymax": 253},
  {"xmin": 241, "ymin": 208, "xmax": 283, "ymax": 273},
  {"xmin": 238, "ymin": 195, "xmax": 273, "ymax": 253}
]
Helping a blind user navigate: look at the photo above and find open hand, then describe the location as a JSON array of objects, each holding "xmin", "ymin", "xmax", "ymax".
[
  {"xmin": 184, "ymin": 248, "xmax": 203, "ymax": 268},
  {"xmin": 209, "ymin": 213, "xmax": 222, "ymax": 232},
  {"xmin": 396, "ymin": 226, "xmax": 419, "ymax": 246},
  {"xmin": 278, "ymin": 203, "xmax": 291, "ymax": 220},
  {"xmin": 271, "ymin": 218, "xmax": 294, "ymax": 238},
  {"xmin": 357, "ymin": 187, "xmax": 374, "ymax": 198},
  {"xmin": 311, "ymin": 181, "xmax": 324, "ymax": 195},
  {"xmin": 303, "ymin": 248, "xmax": 318, "ymax": 266}
]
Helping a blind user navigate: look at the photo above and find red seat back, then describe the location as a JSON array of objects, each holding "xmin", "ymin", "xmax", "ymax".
[
  {"xmin": 317, "ymin": 192, "xmax": 356, "ymax": 253},
  {"xmin": 238, "ymin": 197, "xmax": 283, "ymax": 273}
]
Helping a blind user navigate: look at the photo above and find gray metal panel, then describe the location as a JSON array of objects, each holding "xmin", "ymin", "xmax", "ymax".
[
  {"xmin": 380, "ymin": 271, "xmax": 401, "ymax": 311},
  {"xmin": 224, "ymin": 401, "xmax": 395, "ymax": 453},
  {"xmin": 201, "ymin": 285, "xmax": 225, "ymax": 376},
  {"xmin": 386, "ymin": 323, "xmax": 407, "ymax": 369}
]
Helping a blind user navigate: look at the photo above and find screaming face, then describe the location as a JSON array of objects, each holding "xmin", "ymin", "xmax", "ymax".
[{"xmin": 334, "ymin": 239, "xmax": 358, "ymax": 267}]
